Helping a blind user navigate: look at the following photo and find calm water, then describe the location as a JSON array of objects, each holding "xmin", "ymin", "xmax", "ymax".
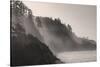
[{"xmin": 57, "ymin": 50, "xmax": 96, "ymax": 63}]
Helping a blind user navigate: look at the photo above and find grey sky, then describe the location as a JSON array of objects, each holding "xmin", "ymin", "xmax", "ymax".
[{"xmin": 23, "ymin": 1, "xmax": 96, "ymax": 41}]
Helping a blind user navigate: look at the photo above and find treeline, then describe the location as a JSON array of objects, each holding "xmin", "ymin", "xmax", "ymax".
[
  {"xmin": 10, "ymin": 0, "xmax": 32, "ymax": 16},
  {"xmin": 35, "ymin": 16, "xmax": 72, "ymax": 37}
]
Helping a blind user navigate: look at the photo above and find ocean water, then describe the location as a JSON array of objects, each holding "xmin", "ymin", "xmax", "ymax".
[{"xmin": 57, "ymin": 50, "xmax": 96, "ymax": 63}]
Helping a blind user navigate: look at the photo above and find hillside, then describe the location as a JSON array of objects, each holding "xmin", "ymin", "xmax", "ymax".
[{"xmin": 10, "ymin": 0, "xmax": 62, "ymax": 66}]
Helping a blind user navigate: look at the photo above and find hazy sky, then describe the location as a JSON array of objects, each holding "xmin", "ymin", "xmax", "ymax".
[{"xmin": 23, "ymin": 1, "xmax": 96, "ymax": 41}]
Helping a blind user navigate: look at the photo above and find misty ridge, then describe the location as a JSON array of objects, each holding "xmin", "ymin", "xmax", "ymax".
[{"xmin": 10, "ymin": 0, "xmax": 96, "ymax": 66}]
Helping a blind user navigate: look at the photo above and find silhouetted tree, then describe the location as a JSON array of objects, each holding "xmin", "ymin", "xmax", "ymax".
[{"xmin": 67, "ymin": 24, "xmax": 72, "ymax": 32}]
